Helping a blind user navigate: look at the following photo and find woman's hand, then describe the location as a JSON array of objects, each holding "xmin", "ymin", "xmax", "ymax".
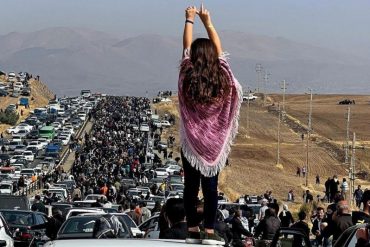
[
  {"xmin": 185, "ymin": 6, "xmax": 197, "ymax": 22},
  {"xmin": 197, "ymin": 3, "xmax": 212, "ymax": 26}
]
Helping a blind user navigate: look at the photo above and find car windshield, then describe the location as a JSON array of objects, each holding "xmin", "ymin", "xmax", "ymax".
[
  {"xmin": 2, "ymin": 211, "xmax": 34, "ymax": 225},
  {"xmin": 61, "ymin": 217, "xmax": 98, "ymax": 234},
  {"xmin": 0, "ymin": 184, "xmax": 11, "ymax": 189}
]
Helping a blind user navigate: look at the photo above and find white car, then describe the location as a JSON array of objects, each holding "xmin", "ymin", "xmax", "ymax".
[
  {"xmin": 160, "ymin": 120, "xmax": 171, "ymax": 127},
  {"xmin": 140, "ymin": 123, "xmax": 150, "ymax": 132},
  {"xmin": 37, "ymin": 138, "xmax": 50, "ymax": 147},
  {"xmin": 18, "ymin": 123, "xmax": 33, "ymax": 132},
  {"xmin": 10, "ymin": 155, "xmax": 25, "ymax": 164},
  {"xmin": 22, "ymin": 151, "xmax": 34, "ymax": 162},
  {"xmin": 59, "ymin": 136, "xmax": 70, "ymax": 146},
  {"xmin": 154, "ymin": 168, "xmax": 169, "ymax": 178},
  {"xmin": 0, "ymin": 181, "xmax": 13, "ymax": 195},
  {"xmin": 0, "ymin": 213, "xmax": 14, "ymax": 247},
  {"xmin": 12, "ymin": 129, "xmax": 28, "ymax": 138},
  {"xmin": 78, "ymin": 113, "xmax": 86, "ymax": 121},
  {"xmin": 28, "ymin": 141, "xmax": 43, "ymax": 150},
  {"xmin": 243, "ymin": 93, "xmax": 258, "ymax": 101},
  {"xmin": 164, "ymin": 164, "xmax": 182, "ymax": 175},
  {"xmin": 51, "ymin": 122, "xmax": 62, "ymax": 130}
]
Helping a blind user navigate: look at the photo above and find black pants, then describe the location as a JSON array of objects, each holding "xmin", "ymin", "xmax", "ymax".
[{"xmin": 182, "ymin": 151, "xmax": 219, "ymax": 229}]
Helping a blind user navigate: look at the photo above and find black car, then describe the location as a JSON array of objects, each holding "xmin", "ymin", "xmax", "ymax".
[
  {"xmin": 0, "ymin": 154, "xmax": 10, "ymax": 163},
  {"xmin": 0, "ymin": 89, "xmax": 8, "ymax": 97},
  {"xmin": 270, "ymin": 227, "xmax": 312, "ymax": 247},
  {"xmin": 21, "ymin": 87, "xmax": 31, "ymax": 96},
  {"xmin": 0, "ymin": 209, "xmax": 48, "ymax": 247},
  {"xmin": 27, "ymin": 130, "xmax": 39, "ymax": 139}
]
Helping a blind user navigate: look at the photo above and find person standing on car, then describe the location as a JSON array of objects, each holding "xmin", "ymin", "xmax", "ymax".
[{"xmin": 179, "ymin": 4, "xmax": 242, "ymax": 245}]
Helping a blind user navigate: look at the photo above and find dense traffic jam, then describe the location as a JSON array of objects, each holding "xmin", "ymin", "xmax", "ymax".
[{"xmin": 0, "ymin": 94, "xmax": 266, "ymax": 247}]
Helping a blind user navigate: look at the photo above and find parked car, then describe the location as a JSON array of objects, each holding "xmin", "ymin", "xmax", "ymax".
[
  {"xmin": 138, "ymin": 214, "xmax": 160, "ymax": 239},
  {"xmin": 160, "ymin": 120, "xmax": 171, "ymax": 127},
  {"xmin": 139, "ymin": 123, "xmax": 150, "ymax": 132},
  {"xmin": 57, "ymin": 213, "xmax": 131, "ymax": 239},
  {"xmin": 0, "ymin": 212, "xmax": 14, "ymax": 247},
  {"xmin": 0, "ymin": 89, "xmax": 8, "ymax": 97},
  {"xmin": 0, "ymin": 209, "xmax": 48, "ymax": 247},
  {"xmin": 21, "ymin": 87, "xmax": 31, "ymax": 96},
  {"xmin": 154, "ymin": 168, "xmax": 169, "ymax": 178},
  {"xmin": 333, "ymin": 223, "xmax": 366, "ymax": 247}
]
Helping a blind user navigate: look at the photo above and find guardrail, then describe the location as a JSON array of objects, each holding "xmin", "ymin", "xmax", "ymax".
[
  {"xmin": 14, "ymin": 179, "xmax": 44, "ymax": 196},
  {"xmin": 12, "ymin": 118, "xmax": 90, "ymax": 198}
]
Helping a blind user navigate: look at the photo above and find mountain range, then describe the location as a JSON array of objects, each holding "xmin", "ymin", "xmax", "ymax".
[{"xmin": 0, "ymin": 27, "xmax": 369, "ymax": 96}]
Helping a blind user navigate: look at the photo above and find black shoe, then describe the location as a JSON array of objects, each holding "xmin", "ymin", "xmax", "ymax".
[
  {"xmin": 202, "ymin": 232, "xmax": 225, "ymax": 245},
  {"xmin": 186, "ymin": 231, "xmax": 204, "ymax": 244}
]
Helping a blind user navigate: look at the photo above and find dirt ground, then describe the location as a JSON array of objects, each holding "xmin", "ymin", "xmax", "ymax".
[
  {"xmin": 0, "ymin": 78, "xmax": 54, "ymax": 135},
  {"xmin": 154, "ymin": 94, "xmax": 370, "ymax": 206}
]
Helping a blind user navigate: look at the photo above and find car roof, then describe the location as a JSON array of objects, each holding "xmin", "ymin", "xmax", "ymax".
[{"xmin": 44, "ymin": 239, "xmax": 205, "ymax": 247}]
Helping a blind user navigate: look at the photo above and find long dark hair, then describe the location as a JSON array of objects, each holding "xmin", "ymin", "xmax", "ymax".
[{"xmin": 183, "ymin": 38, "xmax": 230, "ymax": 105}]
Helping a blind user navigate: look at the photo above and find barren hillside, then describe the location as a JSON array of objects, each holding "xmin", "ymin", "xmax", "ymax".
[
  {"xmin": 0, "ymin": 77, "xmax": 54, "ymax": 134},
  {"xmin": 154, "ymin": 94, "xmax": 370, "ymax": 204}
]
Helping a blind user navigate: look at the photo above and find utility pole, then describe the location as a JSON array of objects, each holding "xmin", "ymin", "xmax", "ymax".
[
  {"xmin": 277, "ymin": 103, "xmax": 281, "ymax": 165},
  {"xmin": 255, "ymin": 64, "xmax": 263, "ymax": 93},
  {"xmin": 246, "ymin": 87, "xmax": 250, "ymax": 138},
  {"xmin": 350, "ymin": 133, "xmax": 356, "ymax": 205},
  {"xmin": 281, "ymin": 80, "xmax": 288, "ymax": 114},
  {"xmin": 263, "ymin": 71, "xmax": 270, "ymax": 106},
  {"xmin": 305, "ymin": 89, "xmax": 313, "ymax": 187},
  {"xmin": 344, "ymin": 107, "xmax": 351, "ymax": 165}
]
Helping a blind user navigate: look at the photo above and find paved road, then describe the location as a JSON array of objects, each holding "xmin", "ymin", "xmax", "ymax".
[{"xmin": 62, "ymin": 120, "xmax": 93, "ymax": 173}]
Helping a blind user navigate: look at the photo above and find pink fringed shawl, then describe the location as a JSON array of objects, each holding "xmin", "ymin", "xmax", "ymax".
[{"xmin": 178, "ymin": 56, "xmax": 243, "ymax": 177}]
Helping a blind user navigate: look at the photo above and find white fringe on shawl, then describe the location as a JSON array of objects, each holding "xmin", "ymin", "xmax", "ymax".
[{"xmin": 179, "ymin": 57, "xmax": 243, "ymax": 177}]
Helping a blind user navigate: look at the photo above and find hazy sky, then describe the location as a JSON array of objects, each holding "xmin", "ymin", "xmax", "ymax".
[{"xmin": 2, "ymin": 0, "xmax": 370, "ymax": 57}]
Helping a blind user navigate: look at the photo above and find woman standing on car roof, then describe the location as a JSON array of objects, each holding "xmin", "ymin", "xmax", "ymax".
[{"xmin": 178, "ymin": 4, "xmax": 242, "ymax": 245}]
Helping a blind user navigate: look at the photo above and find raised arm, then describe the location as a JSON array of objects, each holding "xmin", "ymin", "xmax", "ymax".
[
  {"xmin": 183, "ymin": 6, "xmax": 197, "ymax": 56},
  {"xmin": 198, "ymin": 3, "xmax": 223, "ymax": 56}
]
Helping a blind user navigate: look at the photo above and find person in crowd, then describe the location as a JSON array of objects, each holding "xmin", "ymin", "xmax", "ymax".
[
  {"xmin": 139, "ymin": 201, "xmax": 152, "ymax": 222},
  {"xmin": 287, "ymin": 189, "xmax": 294, "ymax": 202},
  {"xmin": 127, "ymin": 202, "xmax": 141, "ymax": 226},
  {"xmin": 290, "ymin": 211, "xmax": 310, "ymax": 247},
  {"xmin": 354, "ymin": 185, "xmax": 364, "ymax": 208},
  {"xmin": 325, "ymin": 177, "xmax": 331, "ymax": 202},
  {"xmin": 340, "ymin": 178, "xmax": 349, "ymax": 200},
  {"xmin": 254, "ymin": 208, "xmax": 281, "ymax": 246},
  {"xmin": 179, "ymin": 4, "xmax": 242, "ymax": 245},
  {"xmin": 311, "ymin": 207, "xmax": 327, "ymax": 246},
  {"xmin": 31, "ymin": 195, "xmax": 46, "ymax": 213},
  {"xmin": 159, "ymin": 198, "xmax": 187, "ymax": 239},
  {"xmin": 231, "ymin": 209, "xmax": 253, "ymax": 247},
  {"xmin": 353, "ymin": 190, "xmax": 370, "ymax": 225},
  {"xmin": 259, "ymin": 199, "xmax": 269, "ymax": 220},
  {"xmin": 330, "ymin": 175, "xmax": 340, "ymax": 202},
  {"xmin": 332, "ymin": 200, "xmax": 353, "ymax": 242},
  {"xmin": 304, "ymin": 190, "xmax": 314, "ymax": 203},
  {"xmin": 31, "ymin": 207, "xmax": 64, "ymax": 240},
  {"xmin": 278, "ymin": 204, "xmax": 294, "ymax": 228},
  {"xmin": 268, "ymin": 199, "xmax": 279, "ymax": 216}
]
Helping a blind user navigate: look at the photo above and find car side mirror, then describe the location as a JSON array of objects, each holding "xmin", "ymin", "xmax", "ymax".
[{"xmin": 0, "ymin": 240, "xmax": 7, "ymax": 247}]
